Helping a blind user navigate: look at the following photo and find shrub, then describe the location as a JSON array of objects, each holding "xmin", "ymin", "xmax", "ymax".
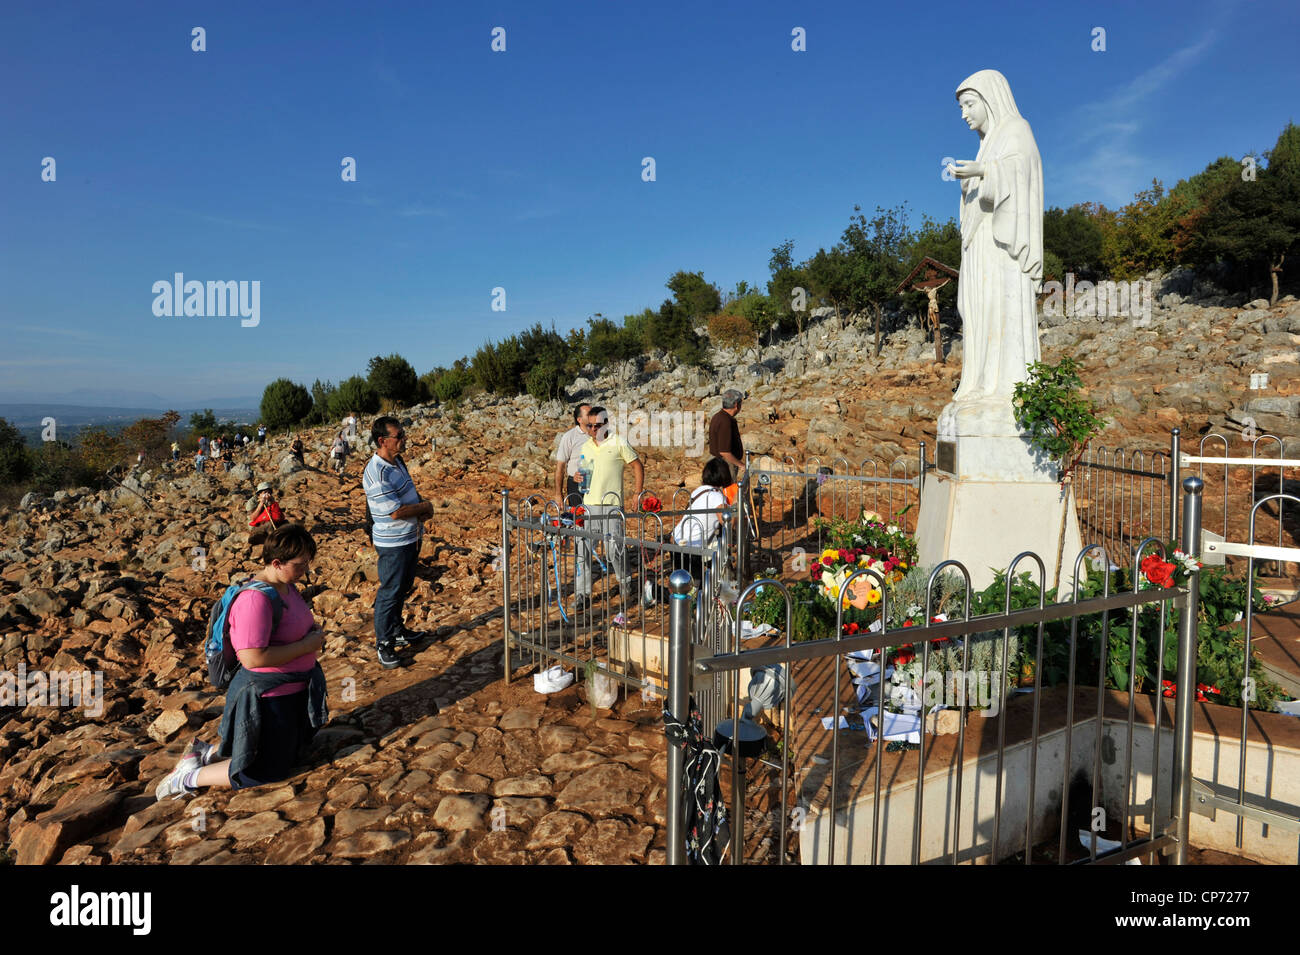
[
  {"xmin": 367, "ymin": 354, "xmax": 419, "ymax": 406},
  {"xmin": 471, "ymin": 337, "xmax": 527, "ymax": 395},
  {"xmin": 330, "ymin": 375, "xmax": 381, "ymax": 419},
  {"xmin": 260, "ymin": 379, "xmax": 313, "ymax": 430},
  {"xmin": 708, "ymin": 312, "xmax": 757, "ymax": 356},
  {"xmin": 0, "ymin": 418, "xmax": 33, "ymax": 487}
]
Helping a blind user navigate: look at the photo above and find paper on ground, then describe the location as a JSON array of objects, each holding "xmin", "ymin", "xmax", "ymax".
[
  {"xmin": 1077, "ymin": 829, "xmax": 1140, "ymax": 864},
  {"xmin": 820, "ymin": 714, "xmax": 864, "ymax": 730},
  {"xmin": 740, "ymin": 621, "xmax": 778, "ymax": 640},
  {"xmin": 864, "ymin": 708, "xmax": 921, "ymax": 744}
]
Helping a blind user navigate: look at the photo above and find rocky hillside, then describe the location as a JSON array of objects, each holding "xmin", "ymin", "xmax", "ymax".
[{"xmin": 1, "ymin": 289, "xmax": 1297, "ymax": 864}]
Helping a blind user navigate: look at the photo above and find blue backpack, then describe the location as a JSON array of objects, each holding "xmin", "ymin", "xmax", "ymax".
[{"xmin": 205, "ymin": 578, "xmax": 284, "ymax": 689}]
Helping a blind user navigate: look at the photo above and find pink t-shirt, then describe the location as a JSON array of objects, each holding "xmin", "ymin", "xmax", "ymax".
[{"xmin": 229, "ymin": 584, "xmax": 317, "ymax": 697}]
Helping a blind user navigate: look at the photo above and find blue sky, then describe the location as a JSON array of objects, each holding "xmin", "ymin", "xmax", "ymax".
[{"xmin": 1, "ymin": 0, "xmax": 1296, "ymax": 406}]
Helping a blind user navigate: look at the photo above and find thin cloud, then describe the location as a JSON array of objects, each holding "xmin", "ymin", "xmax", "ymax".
[
  {"xmin": 1058, "ymin": 30, "xmax": 1220, "ymax": 206},
  {"xmin": 8, "ymin": 325, "xmax": 102, "ymax": 342}
]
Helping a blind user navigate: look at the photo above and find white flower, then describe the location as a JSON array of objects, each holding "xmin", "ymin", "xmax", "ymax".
[{"xmin": 887, "ymin": 524, "xmax": 900, "ymax": 536}]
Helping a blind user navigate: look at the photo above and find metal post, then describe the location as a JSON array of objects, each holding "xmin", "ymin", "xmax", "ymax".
[
  {"xmin": 736, "ymin": 453, "xmax": 749, "ymax": 587},
  {"xmin": 1169, "ymin": 428, "xmax": 1181, "ymax": 542},
  {"xmin": 501, "ymin": 489, "xmax": 512, "ymax": 683},
  {"xmin": 918, "ymin": 440, "xmax": 926, "ymax": 511},
  {"xmin": 1169, "ymin": 475, "xmax": 1202, "ymax": 865},
  {"xmin": 666, "ymin": 568, "xmax": 694, "ymax": 866}
]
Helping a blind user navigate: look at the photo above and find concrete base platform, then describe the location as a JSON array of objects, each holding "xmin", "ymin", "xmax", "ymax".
[
  {"xmin": 796, "ymin": 687, "xmax": 1300, "ymax": 865},
  {"xmin": 917, "ymin": 471, "xmax": 1084, "ymax": 594}
]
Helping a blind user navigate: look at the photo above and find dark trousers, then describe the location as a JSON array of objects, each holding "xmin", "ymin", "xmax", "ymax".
[
  {"xmin": 375, "ymin": 540, "xmax": 419, "ymax": 650},
  {"xmin": 229, "ymin": 691, "xmax": 313, "ymax": 790}
]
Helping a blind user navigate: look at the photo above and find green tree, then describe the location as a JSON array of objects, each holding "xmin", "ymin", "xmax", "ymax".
[
  {"xmin": 330, "ymin": 375, "xmax": 380, "ymax": 418},
  {"xmin": 1196, "ymin": 123, "xmax": 1300, "ymax": 303},
  {"xmin": 767, "ymin": 240, "xmax": 811, "ymax": 339},
  {"xmin": 1169, "ymin": 156, "xmax": 1247, "ymax": 266},
  {"xmin": 367, "ymin": 354, "xmax": 419, "ymax": 406},
  {"xmin": 734, "ymin": 291, "xmax": 776, "ymax": 350},
  {"xmin": 305, "ymin": 379, "xmax": 337, "ymax": 425},
  {"xmin": 471, "ymin": 336, "xmax": 527, "ymax": 394},
  {"xmin": 842, "ymin": 203, "xmax": 912, "ymax": 357},
  {"xmin": 420, "ymin": 363, "xmax": 472, "ymax": 404},
  {"xmin": 585, "ymin": 316, "xmax": 641, "ymax": 368},
  {"xmin": 1043, "ymin": 205, "xmax": 1104, "ymax": 279},
  {"xmin": 646, "ymin": 299, "xmax": 706, "ymax": 366},
  {"xmin": 804, "ymin": 246, "xmax": 855, "ymax": 331},
  {"xmin": 0, "ymin": 418, "xmax": 32, "ymax": 487},
  {"xmin": 665, "ymin": 270, "xmax": 721, "ymax": 322},
  {"xmin": 260, "ymin": 379, "xmax": 313, "ymax": 430},
  {"xmin": 188, "ymin": 408, "xmax": 218, "ymax": 435}
]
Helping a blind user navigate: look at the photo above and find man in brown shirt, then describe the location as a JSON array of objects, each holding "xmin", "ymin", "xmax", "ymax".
[{"xmin": 708, "ymin": 389, "xmax": 745, "ymax": 479}]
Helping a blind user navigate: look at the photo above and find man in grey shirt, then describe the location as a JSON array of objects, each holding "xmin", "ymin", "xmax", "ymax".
[{"xmin": 553, "ymin": 402, "xmax": 592, "ymax": 505}]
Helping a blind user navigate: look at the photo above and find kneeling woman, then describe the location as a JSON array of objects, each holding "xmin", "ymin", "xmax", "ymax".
[
  {"xmin": 156, "ymin": 524, "xmax": 328, "ymax": 799},
  {"xmin": 669, "ymin": 456, "xmax": 733, "ymax": 590}
]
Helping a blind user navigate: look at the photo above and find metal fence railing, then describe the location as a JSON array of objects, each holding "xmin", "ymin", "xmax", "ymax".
[
  {"xmin": 500, "ymin": 489, "xmax": 748, "ymax": 731},
  {"xmin": 739, "ymin": 449, "xmax": 925, "ymax": 585},
  {"xmin": 662, "ymin": 478, "xmax": 1300, "ymax": 865},
  {"xmin": 1074, "ymin": 426, "xmax": 1298, "ymax": 581}
]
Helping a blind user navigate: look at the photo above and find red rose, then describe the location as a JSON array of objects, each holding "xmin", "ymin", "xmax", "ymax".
[{"xmin": 1142, "ymin": 556, "xmax": 1176, "ymax": 589}]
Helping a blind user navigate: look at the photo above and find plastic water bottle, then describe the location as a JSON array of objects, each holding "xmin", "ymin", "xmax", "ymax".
[{"xmin": 577, "ymin": 454, "xmax": 592, "ymax": 497}]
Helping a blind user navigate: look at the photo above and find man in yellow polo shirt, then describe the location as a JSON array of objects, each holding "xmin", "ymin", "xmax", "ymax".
[{"xmin": 574, "ymin": 406, "xmax": 643, "ymax": 609}]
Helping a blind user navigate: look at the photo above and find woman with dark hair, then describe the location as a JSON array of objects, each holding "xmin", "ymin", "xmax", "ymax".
[
  {"xmin": 156, "ymin": 524, "xmax": 328, "ymax": 799},
  {"xmin": 669, "ymin": 456, "xmax": 733, "ymax": 587}
]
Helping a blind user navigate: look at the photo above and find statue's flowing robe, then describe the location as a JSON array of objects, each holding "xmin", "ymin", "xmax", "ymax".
[{"xmin": 952, "ymin": 71, "xmax": 1043, "ymax": 404}]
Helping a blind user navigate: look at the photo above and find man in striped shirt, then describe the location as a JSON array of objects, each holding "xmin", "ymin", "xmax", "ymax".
[{"xmin": 363, "ymin": 416, "xmax": 433, "ymax": 669}]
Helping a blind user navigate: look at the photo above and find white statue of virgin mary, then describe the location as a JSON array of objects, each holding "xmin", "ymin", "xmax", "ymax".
[{"xmin": 938, "ymin": 69, "xmax": 1043, "ymax": 438}]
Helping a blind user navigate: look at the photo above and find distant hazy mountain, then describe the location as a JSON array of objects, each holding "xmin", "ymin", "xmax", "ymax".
[
  {"xmin": 2, "ymin": 401, "xmax": 260, "ymax": 446},
  {"xmin": 0, "ymin": 389, "xmax": 261, "ymax": 410}
]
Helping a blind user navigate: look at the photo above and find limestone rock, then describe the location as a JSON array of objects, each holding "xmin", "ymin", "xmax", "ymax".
[
  {"xmin": 524, "ymin": 811, "xmax": 590, "ymax": 850},
  {"xmin": 265, "ymin": 817, "xmax": 327, "ymax": 864},
  {"xmin": 573, "ymin": 818, "xmax": 655, "ymax": 865},
  {"xmin": 147, "ymin": 710, "xmax": 190, "ymax": 743},
  {"xmin": 432, "ymin": 794, "xmax": 490, "ymax": 831},
  {"xmin": 219, "ymin": 811, "xmax": 289, "ymax": 847},
  {"xmin": 11, "ymin": 790, "xmax": 125, "ymax": 866},
  {"xmin": 332, "ymin": 829, "xmax": 411, "ymax": 859},
  {"xmin": 556, "ymin": 762, "xmax": 647, "ymax": 815}
]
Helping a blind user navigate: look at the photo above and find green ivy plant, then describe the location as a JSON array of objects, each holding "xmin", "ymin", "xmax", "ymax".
[{"xmin": 1012, "ymin": 357, "xmax": 1108, "ymax": 484}]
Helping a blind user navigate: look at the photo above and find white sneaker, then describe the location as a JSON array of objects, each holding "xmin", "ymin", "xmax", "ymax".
[
  {"xmin": 185, "ymin": 739, "xmax": 216, "ymax": 765},
  {"xmin": 155, "ymin": 753, "xmax": 201, "ymax": 801}
]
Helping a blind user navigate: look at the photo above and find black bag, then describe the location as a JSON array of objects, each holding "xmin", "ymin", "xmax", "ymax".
[{"xmin": 663, "ymin": 696, "xmax": 731, "ymax": 865}]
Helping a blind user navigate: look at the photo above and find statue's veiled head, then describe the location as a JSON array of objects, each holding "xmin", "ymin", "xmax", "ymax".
[{"xmin": 956, "ymin": 70, "xmax": 1022, "ymax": 133}]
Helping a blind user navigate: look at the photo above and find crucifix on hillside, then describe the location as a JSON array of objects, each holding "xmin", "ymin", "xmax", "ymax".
[{"xmin": 896, "ymin": 256, "xmax": 960, "ymax": 363}]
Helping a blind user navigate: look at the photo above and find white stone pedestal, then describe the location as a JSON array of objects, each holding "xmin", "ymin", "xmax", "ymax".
[{"xmin": 917, "ymin": 470, "xmax": 1083, "ymax": 595}]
